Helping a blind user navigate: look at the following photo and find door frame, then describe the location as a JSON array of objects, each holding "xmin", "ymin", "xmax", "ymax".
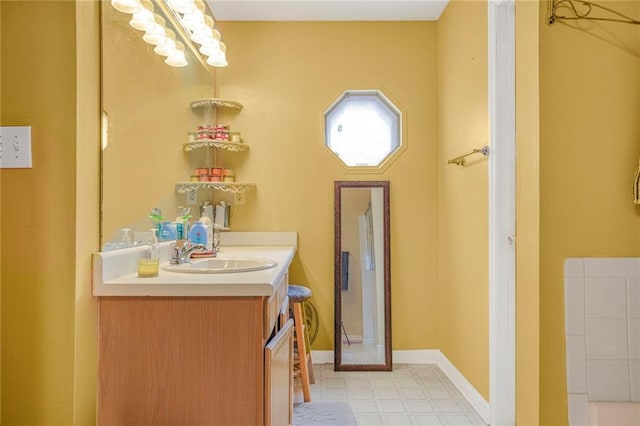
[{"xmin": 488, "ymin": 0, "xmax": 516, "ymax": 425}]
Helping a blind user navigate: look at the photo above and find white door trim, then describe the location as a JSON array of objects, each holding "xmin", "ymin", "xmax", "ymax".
[{"xmin": 488, "ymin": 1, "xmax": 516, "ymax": 425}]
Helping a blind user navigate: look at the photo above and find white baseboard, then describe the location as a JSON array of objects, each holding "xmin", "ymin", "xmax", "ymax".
[
  {"xmin": 311, "ymin": 349, "xmax": 489, "ymax": 424},
  {"xmin": 311, "ymin": 350, "xmax": 333, "ymax": 363},
  {"xmin": 434, "ymin": 351, "xmax": 490, "ymax": 423}
]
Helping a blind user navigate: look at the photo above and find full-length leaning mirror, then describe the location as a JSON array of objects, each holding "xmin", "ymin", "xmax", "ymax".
[{"xmin": 334, "ymin": 181, "xmax": 391, "ymax": 371}]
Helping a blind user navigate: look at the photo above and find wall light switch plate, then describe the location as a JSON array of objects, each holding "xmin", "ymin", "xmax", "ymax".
[
  {"xmin": 0, "ymin": 126, "xmax": 32, "ymax": 168},
  {"xmin": 186, "ymin": 189, "xmax": 198, "ymax": 205},
  {"xmin": 234, "ymin": 191, "xmax": 245, "ymax": 205}
]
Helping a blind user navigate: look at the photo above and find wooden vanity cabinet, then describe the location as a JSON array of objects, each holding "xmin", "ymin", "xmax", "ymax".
[{"xmin": 96, "ymin": 278, "xmax": 292, "ymax": 425}]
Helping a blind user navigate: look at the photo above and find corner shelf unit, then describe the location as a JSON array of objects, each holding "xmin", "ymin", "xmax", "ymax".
[
  {"xmin": 177, "ymin": 98, "xmax": 255, "ymax": 198},
  {"xmin": 183, "ymin": 140, "xmax": 248, "ymax": 152},
  {"xmin": 175, "ymin": 182, "xmax": 256, "ymax": 194},
  {"xmin": 190, "ymin": 98, "xmax": 243, "ymax": 111}
]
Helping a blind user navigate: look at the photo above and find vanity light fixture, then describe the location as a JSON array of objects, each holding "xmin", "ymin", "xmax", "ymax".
[
  {"xmin": 165, "ymin": 0, "xmax": 228, "ymax": 67},
  {"xmin": 110, "ymin": 0, "xmax": 227, "ymax": 68}
]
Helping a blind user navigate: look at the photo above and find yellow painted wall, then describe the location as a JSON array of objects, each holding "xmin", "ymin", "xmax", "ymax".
[
  {"xmin": 436, "ymin": 0, "xmax": 489, "ymax": 399},
  {"xmin": 539, "ymin": 1, "xmax": 640, "ymax": 424},
  {"xmin": 216, "ymin": 21, "xmax": 440, "ymax": 350},
  {"xmin": 1, "ymin": 1, "xmax": 78, "ymax": 423},
  {"xmin": 515, "ymin": 0, "xmax": 540, "ymax": 424}
]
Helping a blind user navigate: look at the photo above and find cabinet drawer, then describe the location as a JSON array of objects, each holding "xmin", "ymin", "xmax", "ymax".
[{"xmin": 264, "ymin": 273, "xmax": 288, "ymax": 339}]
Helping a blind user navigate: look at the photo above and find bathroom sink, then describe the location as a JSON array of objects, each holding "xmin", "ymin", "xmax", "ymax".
[{"xmin": 161, "ymin": 257, "xmax": 278, "ymax": 274}]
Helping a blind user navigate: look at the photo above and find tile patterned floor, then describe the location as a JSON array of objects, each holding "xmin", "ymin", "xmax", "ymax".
[{"xmin": 308, "ymin": 363, "xmax": 488, "ymax": 426}]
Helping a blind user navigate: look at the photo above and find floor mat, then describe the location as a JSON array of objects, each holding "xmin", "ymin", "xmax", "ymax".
[{"xmin": 293, "ymin": 401, "xmax": 358, "ymax": 425}]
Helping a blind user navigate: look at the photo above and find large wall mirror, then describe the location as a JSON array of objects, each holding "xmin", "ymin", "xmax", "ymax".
[
  {"xmin": 101, "ymin": 0, "xmax": 216, "ymax": 249},
  {"xmin": 334, "ymin": 181, "xmax": 391, "ymax": 371}
]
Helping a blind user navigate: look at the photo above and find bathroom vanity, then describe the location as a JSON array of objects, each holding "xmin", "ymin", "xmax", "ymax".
[{"xmin": 93, "ymin": 233, "xmax": 297, "ymax": 426}]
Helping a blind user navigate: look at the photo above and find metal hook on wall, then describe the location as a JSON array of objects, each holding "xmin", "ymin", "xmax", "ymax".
[
  {"xmin": 447, "ymin": 145, "xmax": 489, "ymax": 167},
  {"xmin": 547, "ymin": 0, "xmax": 640, "ymax": 26}
]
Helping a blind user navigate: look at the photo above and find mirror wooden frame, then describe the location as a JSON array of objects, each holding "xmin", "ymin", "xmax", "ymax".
[{"xmin": 334, "ymin": 180, "xmax": 392, "ymax": 371}]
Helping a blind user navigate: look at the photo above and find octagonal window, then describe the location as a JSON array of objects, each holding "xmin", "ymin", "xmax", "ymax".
[{"xmin": 324, "ymin": 90, "xmax": 402, "ymax": 168}]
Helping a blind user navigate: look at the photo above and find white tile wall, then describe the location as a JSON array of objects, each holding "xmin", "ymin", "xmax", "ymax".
[
  {"xmin": 585, "ymin": 278, "xmax": 627, "ymax": 318},
  {"xmin": 629, "ymin": 318, "xmax": 640, "ymax": 360},
  {"xmin": 567, "ymin": 393, "xmax": 589, "ymax": 426},
  {"xmin": 565, "ymin": 278, "xmax": 585, "ymax": 335},
  {"xmin": 585, "ymin": 318, "xmax": 628, "ymax": 360},
  {"xmin": 564, "ymin": 257, "xmax": 640, "ymax": 425},
  {"xmin": 629, "ymin": 278, "xmax": 640, "ymax": 318},
  {"xmin": 566, "ymin": 335, "xmax": 587, "ymax": 393},
  {"xmin": 583, "ymin": 258, "xmax": 640, "ymax": 278},
  {"xmin": 630, "ymin": 361, "xmax": 640, "ymax": 402},
  {"xmin": 586, "ymin": 360, "xmax": 630, "ymax": 401}
]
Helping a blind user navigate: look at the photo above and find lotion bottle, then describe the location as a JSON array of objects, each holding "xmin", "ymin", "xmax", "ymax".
[{"xmin": 198, "ymin": 215, "xmax": 214, "ymax": 252}]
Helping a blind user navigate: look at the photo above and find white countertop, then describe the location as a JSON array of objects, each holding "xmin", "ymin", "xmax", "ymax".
[{"xmin": 93, "ymin": 232, "xmax": 297, "ymax": 297}]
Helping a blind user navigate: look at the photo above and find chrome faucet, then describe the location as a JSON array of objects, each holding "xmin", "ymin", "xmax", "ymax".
[{"xmin": 169, "ymin": 240, "xmax": 207, "ymax": 265}]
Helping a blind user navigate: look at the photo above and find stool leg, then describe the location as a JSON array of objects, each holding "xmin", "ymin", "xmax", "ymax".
[
  {"xmin": 293, "ymin": 302, "xmax": 311, "ymax": 402},
  {"xmin": 301, "ymin": 301, "xmax": 315, "ymax": 384}
]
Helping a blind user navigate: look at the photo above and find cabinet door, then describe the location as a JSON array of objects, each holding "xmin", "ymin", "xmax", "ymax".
[{"xmin": 264, "ymin": 319, "xmax": 294, "ymax": 426}]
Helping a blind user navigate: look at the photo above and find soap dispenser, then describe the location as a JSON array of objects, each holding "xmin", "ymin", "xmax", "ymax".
[
  {"xmin": 119, "ymin": 228, "xmax": 133, "ymax": 248},
  {"xmin": 138, "ymin": 228, "xmax": 159, "ymax": 277}
]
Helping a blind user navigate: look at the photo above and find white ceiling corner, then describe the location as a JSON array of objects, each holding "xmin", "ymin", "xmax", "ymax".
[{"xmin": 206, "ymin": 0, "xmax": 449, "ymax": 21}]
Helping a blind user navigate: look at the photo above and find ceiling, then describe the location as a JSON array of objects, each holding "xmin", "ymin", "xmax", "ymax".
[{"xmin": 206, "ymin": 0, "xmax": 449, "ymax": 21}]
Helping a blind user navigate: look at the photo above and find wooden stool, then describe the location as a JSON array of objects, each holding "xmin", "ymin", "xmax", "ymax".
[{"xmin": 288, "ymin": 284, "xmax": 314, "ymax": 402}]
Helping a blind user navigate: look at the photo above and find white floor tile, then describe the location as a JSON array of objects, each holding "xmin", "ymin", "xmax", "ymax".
[
  {"xmin": 410, "ymin": 414, "xmax": 445, "ymax": 425},
  {"xmin": 309, "ymin": 364, "xmax": 487, "ymax": 425}
]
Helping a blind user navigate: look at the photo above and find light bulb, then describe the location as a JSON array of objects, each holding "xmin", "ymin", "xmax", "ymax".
[
  {"xmin": 190, "ymin": 15, "xmax": 215, "ymax": 45},
  {"xmin": 129, "ymin": 0, "xmax": 155, "ymax": 31},
  {"xmin": 111, "ymin": 0, "xmax": 142, "ymax": 14},
  {"xmin": 167, "ymin": 0, "xmax": 195, "ymax": 14},
  {"xmin": 206, "ymin": 42, "xmax": 227, "ymax": 67},
  {"xmin": 206, "ymin": 54, "xmax": 228, "ymax": 67},
  {"xmin": 198, "ymin": 29, "xmax": 221, "ymax": 56},
  {"xmin": 181, "ymin": 0, "xmax": 206, "ymax": 30},
  {"xmin": 142, "ymin": 14, "xmax": 167, "ymax": 45},
  {"xmin": 166, "ymin": 42, "xmax": 188, "ymax": 67},
  {"xmin": 154, "ymin": 30, "xmax": 176, "ymax": 56}
]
